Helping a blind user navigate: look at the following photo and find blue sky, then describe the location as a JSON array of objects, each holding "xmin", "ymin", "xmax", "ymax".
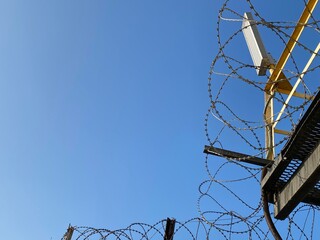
[
  {"xmin": 0, "ymin": 1, "xmax": 214, "ymax": 239},
  {"xmin": 0, "ymin": 0, "xmax": 319, "ymax": 239}
]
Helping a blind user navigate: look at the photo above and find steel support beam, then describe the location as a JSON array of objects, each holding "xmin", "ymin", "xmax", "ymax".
[
  {"xmin": 273, "ymin": 43, "xmax": 320, "ymax": 129},
  {"xmin": 274, "ymin": 142, "xmax": 320, "ymax": 219},
  {"xmin": 204, "ymin": 145, "xmax": 272, "ymax": 167},
  {"xmin": 266, "ymin": 0, "xmax": 318, "ymax": 90},
  {"xmin": 264, "ymin": 91, "xmax": 275, "ymax": 160},
  {"xmin": 275, "ymin": 88, "xmax": 314, "ymax": 100},
  {"xmin": 274, "ymin": 128, "xmax": 291, "ymax": 135}
]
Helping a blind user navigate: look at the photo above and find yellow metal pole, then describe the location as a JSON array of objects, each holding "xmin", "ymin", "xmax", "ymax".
[
  {"xmin": 267, "ymin": 0, "xmax": 318, "ymax": 88},
  {"xmin": 264, "ymin": 0, "xmax": 318, "ymax": 160},
  {"xmin": 264, "ymin": 91, "xmax": 275, "ymax": 160},
  {"xmin": 273, "ymin": 43, "xmax": 320, "ymax": 129}
]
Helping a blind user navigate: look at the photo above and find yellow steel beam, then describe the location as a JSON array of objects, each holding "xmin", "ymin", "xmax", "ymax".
[
  {"xmin": 264, "ymin": 0, "xmax": 318, "ymax": 160},
  {"xmin": 276, "ymin": 88, "xmax": 314, "ymax": 100},
  {"xmin": 274, "ymin": 128, "xmax": 291, "ymax": 135},
  {"xmin": 264, "ymin": 92, "xmax": 275, "ymax": 160},
  {"xmin": 266, "ymin": 67, "xmax": 293, "ymax": 92},
  {"xmin": 273, "ymin": 42, "xmax": 320, "ymax": 129},
  {"xmin": 267, "ymin": 68, "xmax": 313, "ymax": 100},
  {"xmin": 265, "ymin": 0, "xmax": 318, "ymax": 91}
]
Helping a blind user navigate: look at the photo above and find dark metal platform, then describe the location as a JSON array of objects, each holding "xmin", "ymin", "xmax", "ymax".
[
  {"xmin": 262, "ymin": 90, "xmax": 320, "ymax": 219},
  {"xmin": 204, "ymin": 90, "xmax": 320, "ymax": 219}
]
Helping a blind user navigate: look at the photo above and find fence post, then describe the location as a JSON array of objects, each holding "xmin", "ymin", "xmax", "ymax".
[{"xmin": 164, "ymin": 218, "xmax": 175, "ymax": 240}]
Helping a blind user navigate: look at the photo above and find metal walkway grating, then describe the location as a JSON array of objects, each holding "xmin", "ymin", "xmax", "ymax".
[{"xmin": 263, "ymin": 90, "xmax": 320, "ymax": 209}]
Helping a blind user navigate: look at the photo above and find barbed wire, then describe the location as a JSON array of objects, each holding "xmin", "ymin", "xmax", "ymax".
[
  {"xmin": 62, "ymin": 218, "xmax": 228, "ymax": 240},
  {"xmin": 201, "ymin": 0, "xmax": 320, "ymax": 239},
  {"xmin": 62, "ymin": 0, "xmax": 319, "ymax": 239}
]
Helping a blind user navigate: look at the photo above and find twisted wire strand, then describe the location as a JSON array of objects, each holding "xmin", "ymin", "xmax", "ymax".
[
  {"xmin": 61, "ymin": 1, "xmax": 319, "ymax": 239},
  {"xmin": 201, "ymin": 0, "xmax": 320, "ymax": 239}
]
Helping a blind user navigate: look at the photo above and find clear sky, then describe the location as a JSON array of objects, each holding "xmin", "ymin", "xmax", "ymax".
[
  {"xmin": 0, "ymin": 1, "xmax": 214, "ymax": 239},
  {"xmin": 0, "ymin": 1, "xmax": 318, "ymax": 239}
]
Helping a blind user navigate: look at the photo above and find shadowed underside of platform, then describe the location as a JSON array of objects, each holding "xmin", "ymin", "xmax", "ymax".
[{"xmin": 262, "ymin": 91, "xmax": 320, "ymax": 219}]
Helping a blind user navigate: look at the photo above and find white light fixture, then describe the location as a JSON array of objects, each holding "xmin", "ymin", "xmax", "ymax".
[{"xmin": 242, "ymin": 12, "xmax": 271, "ymax": 76}]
